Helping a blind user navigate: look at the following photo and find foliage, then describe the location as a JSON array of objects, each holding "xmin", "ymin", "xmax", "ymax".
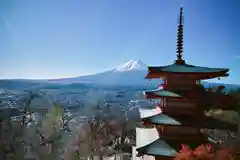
[
  {"xmin": 0, "ymin": 91, "xmax": 74, "ymax": 160},
  {"xmin": 173, "ymin": 144, "xmax": 236, "ymax": 160},
  {"xmin": 204, "ymin": 88, "xmax": 240, "ymax": 150},
  {"xmin": 62, "ymin": 103, "xmax": 135, "ymax": 160},
  {"xmin": 197, "ymin": 84, "xmax": 240, "ymax": 112},
  {"xmin": 0, "ymin": 90, "xmax": 38, "ymax": 160},
  {"xmin": 205, "ymin": 109, "xmax": 239, "ymax": 124},
  {"xmin": 0, "ymin": 90, "xmax": 135, "ymax": 160},
  {"xmin": 228, "ymin": 89, "xmax": 240, "ymax": 113}
]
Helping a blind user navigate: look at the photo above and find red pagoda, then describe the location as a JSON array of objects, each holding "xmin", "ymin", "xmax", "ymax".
[{"xmin": 134, "ymin": 6, "xmax": 238, "ymax": 160}]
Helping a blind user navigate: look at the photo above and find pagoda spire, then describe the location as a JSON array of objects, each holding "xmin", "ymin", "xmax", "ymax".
[{"xmin": 175, "ymin": 6, "xmax": 185, "ymax": 65}]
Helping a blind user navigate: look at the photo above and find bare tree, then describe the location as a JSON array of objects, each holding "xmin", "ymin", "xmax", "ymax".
[
  {"xmin": 0, "ymin": 90, "xmax": 39, "ymax": 160},
  {"xmin": 62, "ymin": 103, "xmax": 136, "ymax": 160},
  {"xmin": 0, "ymin": 90, "xmax": 137, "ymax": 160},
  {"xmin": 0, "ymin": 90, "xmax": 75, "ymax": 160}
]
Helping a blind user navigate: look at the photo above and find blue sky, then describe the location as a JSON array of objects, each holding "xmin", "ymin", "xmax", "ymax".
[{"xmin": 0, "ymin": 0, "xmax": 239, "ymax": 84}]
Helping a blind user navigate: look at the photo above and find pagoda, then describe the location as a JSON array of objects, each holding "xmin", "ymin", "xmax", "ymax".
[{"xmin": 132, "ymin": 6, "xmax": 238, "ymax": 160}]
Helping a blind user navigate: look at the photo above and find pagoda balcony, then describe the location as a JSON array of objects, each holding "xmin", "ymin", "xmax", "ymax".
[
  {"xmin": 161, "ymin": 100, "xmax": 201, "ymax": 115},
  {"xmin": 155, "ymin": 125, "xmax": 206, "ymax": 140},
  {"xmin": 157, "ymin": 133, "xmax": 207, "ymax": 142},
  {"xmin": 164, "ymin": 84, "xmax": 205, "ymax": 91},
  {"xmin": 161, "ymin": 83, "xmax": 206, "ymax": 96},
  {"xmin": 161, "ymin": 107, "xmax": 200, "ymax": 116}
]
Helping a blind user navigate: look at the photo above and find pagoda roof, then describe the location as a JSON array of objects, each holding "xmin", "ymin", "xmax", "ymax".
[
  {"xmin": 143, "ymin": 89, "xmax": 182, "ymax": 99},
  {"xmin": 142, "ymin": 113, "xmax": 237, "ymax": 131},
  {"xmin": 148, "ymin": 63, "xmax": 229, "ymax": 73},
  {"xmin": 136, "ymin": 138, "xmax": 207, "ymax": 157},
  {"xmin": 142, "ymin": 113, "xmax": 181, "ymax": 125},
  {"xmin": 139, "ymin": 107, "xmax": 162, "ymax": 119},
  {"xmin": 136, "ymin": 138, "xmax": 177, "ymax": 157},
  {"xmin": 145, "ymin": 63, "xmax": 229, "ymax": 79}
]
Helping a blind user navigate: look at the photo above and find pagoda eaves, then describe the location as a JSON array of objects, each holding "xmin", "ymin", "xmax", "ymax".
[
  {"xmin": 143, "ymin": 89, "xmax": 182, "ymax": 99},
  {"xmin": 145, "ymin": 63, "xmax": 229, "ymax": 80},
  {"xmin": 142, "ymin": 113, "xmax": 238, "ymax": 131},
  {"xmin": 136, "ymin": 139, "xmax": 177, "ymax": 158},
  {"xmin": 136, "ymin": 138, "xmax": 207, "ymax": 158}
]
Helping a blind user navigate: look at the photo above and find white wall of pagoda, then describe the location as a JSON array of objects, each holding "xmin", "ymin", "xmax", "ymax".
[
  {"xmin": 136, "ymin": 127, "xmax": 159, "ymax": 147},
  {"xmin": 132, "ymin": 127, "xmax": 159, "ymax": 160},
  {"xmin": 139, "ymin": 107, "xmax": 162, "ymax": 118}
]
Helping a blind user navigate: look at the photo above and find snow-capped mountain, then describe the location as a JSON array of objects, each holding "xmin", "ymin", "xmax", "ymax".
[
  {"xmin": 2, "ymin": 59, "xmax": 240, "ymax": 90},
  {"xmin": 114, "ymin": 59, "xmax": 146, "ymax": 72},
  {"xmin": 48, "ymin": 59, "xmax": 157, "ymax": 86}
]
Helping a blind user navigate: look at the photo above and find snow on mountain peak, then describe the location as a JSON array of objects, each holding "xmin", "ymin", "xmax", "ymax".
[{"xmin": 114, "ymin": 59, "xmax": 147, "ymax": 72}]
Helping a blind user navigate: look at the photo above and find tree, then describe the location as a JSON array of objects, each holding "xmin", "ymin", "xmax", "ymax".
[
  {"xmin": 173, "ymin": 144, "xmax": 236, "ymax": 160},
  {"xmin": 0, "ymin": 90, "xmax": 138, "ymax": 160},
  {"xmin": 0, "ymin": 90, "xmax": 75, "ymax": 160},
  {"xmin": 0, "ymin": 90, "xmax": 39, "ymax": 160},
  {"xmin": 62, "ymin": 103, "xmax": 136, "ymax": 160}
]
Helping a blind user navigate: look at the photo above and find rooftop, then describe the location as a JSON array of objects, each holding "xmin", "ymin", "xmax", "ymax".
[
  {"xmin": 136, "ymin": 138, "xmax": 207, "ymax": 157},
  {"xmin": 136, "ymin": 139, "xmax": 177, "ymax": 157},
  {"xmin": 145, "ymin": 63, "xmax": 229, "ymax": 80},
  {"xmin": 142, "ymin": 113, "xmax": 238, "ymax": 131},
  {"xmin": 142, "ymin": 113, "xmax": 181, "ymax": 125},
  {"xmin": 143, "ymin": 89, "xmax": 182, "ymax": 99},
  {"xmin": 148, "ymin": 63, "xmax": 229, "ymax": 74}
]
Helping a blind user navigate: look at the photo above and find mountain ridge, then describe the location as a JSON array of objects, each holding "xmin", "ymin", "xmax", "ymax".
[
  {"xmin": 48, "ymin": 59, "xmax": 150, "ymax": 85},
  {"xmin": 46, "ymin": 60, "xmax": 239, "ymax": 89},
  {"xmin": 1, "ymin": 59, "xmax": 239, "ymax": 90}
]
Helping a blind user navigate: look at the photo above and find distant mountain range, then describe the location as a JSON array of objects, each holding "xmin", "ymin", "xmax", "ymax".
[
  {"xmin": 46, "ymin": 59, "xmax": 240, "ymax": 90},
  {"xmin": 48, "ymin": 59, "xmax": 151, "ymax": 85},
  {"xmin": 0, "ymin": 59, "xmax": 240, "ymax": 91}
]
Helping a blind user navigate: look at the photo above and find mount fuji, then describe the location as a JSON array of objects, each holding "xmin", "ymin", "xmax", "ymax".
[
  {"xmin": 1, "ymin": 60, "xmax": 240, "ymax": 90},
  {"xmin": 113, "ymin": 59, "xmax": 147, "ymax": 72},
  {"xmin": 46, "ymin": 60, "xmax": 240, "ymax": 90},
  {"xmin": 48, "ymin": 59, "xmax": 158, "ymax": 86}
]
